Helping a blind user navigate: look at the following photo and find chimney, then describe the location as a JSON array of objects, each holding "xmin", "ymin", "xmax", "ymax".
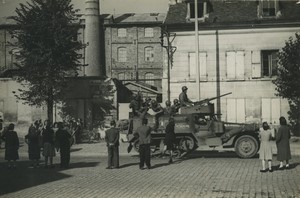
[{"xmin": 84, "ymin": 0, "xmax": 102, "ymax": 77}]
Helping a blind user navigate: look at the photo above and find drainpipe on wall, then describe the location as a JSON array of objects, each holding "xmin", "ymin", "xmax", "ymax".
[
  {"xmin": 195, "ymin": 0, "xmax": 200, "ymax": 100},
  {"xmin": 216, "ymin": 30, "xmax": 221, "ymax": 119}
]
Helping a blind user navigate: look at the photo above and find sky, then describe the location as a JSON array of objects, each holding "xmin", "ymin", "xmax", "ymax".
[{"xmin": 0, "ymin": 0, "xmax": 170, "ymax": 18}]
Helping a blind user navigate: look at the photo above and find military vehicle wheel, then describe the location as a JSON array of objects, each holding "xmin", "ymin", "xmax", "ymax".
[
  {"xmin": 234, "ymin": 135, "xmax": 258, "ymax": 158},
  {"xmin": 179, "ymin": 136, "xmax": 195, "ymax": 152}
]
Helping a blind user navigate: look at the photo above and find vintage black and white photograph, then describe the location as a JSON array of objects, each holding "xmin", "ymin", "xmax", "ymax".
[{"xmin": 0, "ymin": 0, "xmax": 300, "ymax": 197}]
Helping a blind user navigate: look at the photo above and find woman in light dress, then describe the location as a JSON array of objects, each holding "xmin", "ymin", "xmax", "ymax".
[{"xmin": 259, "ymin": 122, "xmax": 274, "ymax": 172}]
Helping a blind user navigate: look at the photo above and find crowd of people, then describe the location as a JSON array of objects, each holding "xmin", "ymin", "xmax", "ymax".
[{"xmin": 0, "ymin": 119, "xmax": 83, "ymax": 169}]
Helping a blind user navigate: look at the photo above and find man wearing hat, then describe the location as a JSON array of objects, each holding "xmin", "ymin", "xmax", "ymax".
[
  {"xmin": 105, "ymin": 120, "xmax": 120, "ymax": 169},
  {"xmin": 179, "ymin": 86, "xmax": 194, "ymax": 106}
]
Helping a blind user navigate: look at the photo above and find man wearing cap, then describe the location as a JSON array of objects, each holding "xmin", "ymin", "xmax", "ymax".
[
  {"xmin": 105, "ymin": 120, "xmax": 120, "ymax": 169},
  {"xmin": 179, "ymin": 86, "xmax": 194, "ymax": 106}
]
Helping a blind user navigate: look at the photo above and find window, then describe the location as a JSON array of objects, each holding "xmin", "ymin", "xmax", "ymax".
[
  {"xmin": 117, "ymin": 28, "xmax": 126, "ymax": 37},
  {"xmin": 187, "ymin": 2, "xmax": 211, "ymax": 20},
  {"xmin": 262, "ymin": 98, "xmax": 280, "ymax": 124},
  {"xmin": 227, "ymin": 98, "xmax": 245, "ymax": 123},
  {"xmin": 145, "ymin": 47, "xmax": 154, "ymax": 62},
  {"xmin": 117, "ymin": 47, "xmax": 127, "ymax": 62},
  {"xmin": 188, "ymin": 52, "xmax": 207, "ymax": 80},
  {"xmin": 145, "ymin": 28, "xmax": 154, "ymax": 37},
  {"xmin": 145, "ymin": 73, "xmax": 154, "ymax": 86},
  {"xmin": 259, "ymin": 0, "xmax": 278, "ymax": 18},
  {"xmin": 226, "ymin": 51, "xmax": 244, "ymax": 80},
  {"xmin": 262, "ymin": 50, "xmax": 278, "ymax": 77}
]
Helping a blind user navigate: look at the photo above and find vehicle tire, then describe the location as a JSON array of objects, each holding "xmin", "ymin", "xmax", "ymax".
[
  {"xmin": 178, "ymin": 136, "xmax": 195, "ymax": 152},
  {"xmin": 234, "ymin": 135, "xmax": 259, "ymax": 158}
]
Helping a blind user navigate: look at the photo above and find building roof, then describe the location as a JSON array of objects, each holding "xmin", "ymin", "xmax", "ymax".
[
  {"xmin": 165, "ymin": 1, "xmax": 300, "ymax": 28},
  {"xmin": 104, "ymin": 13, "xmax": 166, "ymax": 25}
]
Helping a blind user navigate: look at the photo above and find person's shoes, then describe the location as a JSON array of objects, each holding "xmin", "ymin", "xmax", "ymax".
[
  {"xmin": 285, "ymin": 165, "xmax": 290, "ymax": 169},
  {"xmin": 168, "ymin": 159, "xmax": 173, "ymax": 164},
  {"xmin": 147, "ymin": 166, "xmax": 151, "ymax": 170},
  {"xmin": 260, "ymin": 169, "xmax": 268, "ymax": 173},
  {"xmin": 106, "ymin": 167, "xmax": 112, "ymax": 169},
  {"xmin": 268, "ymin": 168, "xmax": 273, "ymax": 172},
  {"xmin": 139, "ymin": 166, "xmax": 144, "ymax": 170},
  {"xmin": 278, "ymin": 166, "xmax": 285, "ymax": 170}
]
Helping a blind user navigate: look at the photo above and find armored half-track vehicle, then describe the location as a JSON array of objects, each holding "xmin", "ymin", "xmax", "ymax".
[{"xmin": 122, "ymin": 92, "xmax": 260, "ymax": 158}]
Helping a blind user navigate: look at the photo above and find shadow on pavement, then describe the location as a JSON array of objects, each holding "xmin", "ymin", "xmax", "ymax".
[
  {"xmin": 0, "ymin": 160, "xmax": 99, "ymax": 196},
  {"xmin": 70, "ymin": 148, "xmax": 83, "ymax": 152},
  {"xmin": 118, "ymin": 162, "xmax": 139, "ymax": 169},
  {"xmin": 181, "ymin": 150, "xmax": 259, "ymax": 159}
]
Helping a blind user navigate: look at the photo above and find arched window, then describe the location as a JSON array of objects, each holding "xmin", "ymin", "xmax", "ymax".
[
  {"xmin": 145, "ymin": 28, "xmax": 154, "ymax": 37},
  {"xmin": 118, "ymin": 47, "xmax": 127, "ymax": 62},
  {"xmin": 117, "ymin": 28, "xmax": 127, "ymax": 37},
  {"xmin": 145, "ymin": 47, "xmax": 154, "ymax": 62},
  {"xmin": 145, "ymin": 72, "xmax": 154, "ymax": 86}
]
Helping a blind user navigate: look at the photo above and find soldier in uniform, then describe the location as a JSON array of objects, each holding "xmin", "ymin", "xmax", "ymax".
[
  {"xmin": 150, "ymin": 100, "xmax": 164, "ymax": 132},
  {"xmin": 179, "ymin": 86, "xmax": 194, "ymax": 106},
  {"xmin": 164, "ymin": 100, "xmax": 173, "ymax": 116},
  {"xmin": 129, "ymin": 93, "xmax": 140, "ymax": 117},
  {"xmin": 171, "ymin": 99, "xmax": 181, "ymax": 114}
]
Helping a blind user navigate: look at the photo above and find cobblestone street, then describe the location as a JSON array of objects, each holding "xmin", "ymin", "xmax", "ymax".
[{"xmin": 0, "ymin": 139, "xmax": 299, "ymax": 198}]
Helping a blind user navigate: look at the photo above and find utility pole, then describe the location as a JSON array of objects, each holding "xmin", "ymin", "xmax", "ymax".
[
  {"xmin": 195, "ymin": 0, "xmax": 200, "ymax": 100},
  {"xmin": 161, "ymin": 29, "xmax": 177, "ymax": 102}
]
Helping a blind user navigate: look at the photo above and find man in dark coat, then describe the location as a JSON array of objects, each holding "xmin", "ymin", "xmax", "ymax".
[
  {"xmin": 179, "ymin": 86, "xmax": 194, "ymax": 106},
  {"xmin": 55, "ymin": 122, "xmax": 72, "ymax": 168},
  {"xmin": 105, "ymin": 120, "xmax": 120, "ymax": 169},
  {"xmin": 134, "ymin": 118, "xmax": 152, "ymax": 170},
  {"xmin": 3, "ymin": 123, "xmax": 19, "ymax": 169}
]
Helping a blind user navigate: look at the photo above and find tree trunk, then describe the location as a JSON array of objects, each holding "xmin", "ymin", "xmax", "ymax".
[{"xmin": 47, "ymin": 87, "xmax": 54, "ymax": 123}]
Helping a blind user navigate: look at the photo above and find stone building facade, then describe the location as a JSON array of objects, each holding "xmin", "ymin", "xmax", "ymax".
[
  {"xmin": 163, "ymin": 0, "xmax": 300, "ymax": 124},
  {"xmin": 104, "ymin": 13, "xmax": 166, "ymax": 94}
]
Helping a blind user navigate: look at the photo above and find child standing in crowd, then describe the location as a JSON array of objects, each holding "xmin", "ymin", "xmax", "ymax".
[
  {"xmin": 259, "ymin": 122, "xmax": 274, "ymax": 172},
  {"xmin": 3, "ymin": 123, "xmax": 19, "ymax": 169}
]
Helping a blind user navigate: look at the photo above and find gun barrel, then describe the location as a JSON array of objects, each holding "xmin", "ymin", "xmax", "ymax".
[{"xmin": 195, "ymin": 92, "xmax": 232, "ymax": 105}]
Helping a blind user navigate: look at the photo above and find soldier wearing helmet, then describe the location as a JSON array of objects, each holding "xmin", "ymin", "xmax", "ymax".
[
  {"xmin": 179, "ymin": 86, "xmax": 194, "ymax": 106},
  {"xmin": 164, "ymin": 100, "xmax": 173, "ymax": 115},
  {"xmin": 129, "ymin": 93, "xmax": 140, "ymax": 117},
  {"xmin": 171, "ymin": 99, "xmax": 181, "ymax": 114},
  {"xmin": 150, "ymin": 99, "xmax": 164, "ymax": 132}
]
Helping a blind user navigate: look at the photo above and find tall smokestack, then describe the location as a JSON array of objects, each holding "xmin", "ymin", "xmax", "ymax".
[{"xmin": 85, "ymin": 0, "xmax": 102, "ymax": 76}]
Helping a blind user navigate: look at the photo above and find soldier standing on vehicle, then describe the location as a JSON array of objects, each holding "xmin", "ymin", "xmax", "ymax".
[
  {"xmin": 171, "ymin": 99, "xmax": 181, "ymax": 114},
  {"xmin": 150, "ymin": 100, "xmax": 164, "ymax": 132},
  {"xmin": 134, "ymin": 118, "xmax": 152, "ymax": 170},
  {"xmin": 129, "ymin": 93, "xmax": 140, "ymax": 117},
  {"xmin": 179, "ymin": 86, "xmax": 194, "ymax": 106},
  {"xmin": 105, "ymin": 120, "xmax": 120, "ymax": 169},
  {"xmin": 164, "ymin": 100, "xmax": 173, "ymax": 116}
]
